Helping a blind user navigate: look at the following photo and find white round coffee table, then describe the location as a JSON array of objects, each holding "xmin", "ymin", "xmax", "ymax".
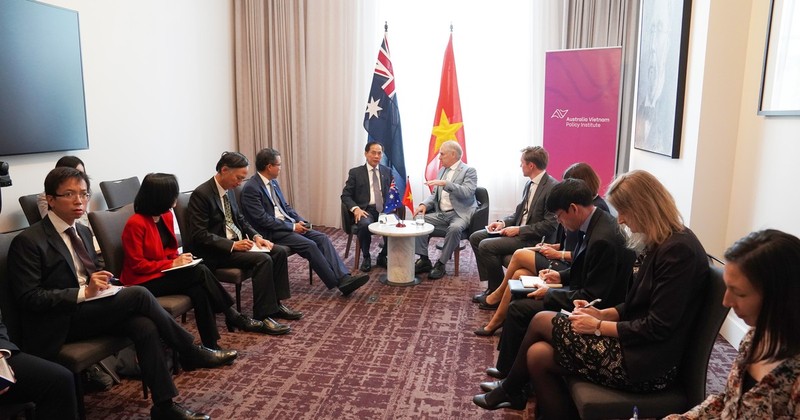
[{"xmin": 368, "ymin": 221, "xmax": 434, "ymax": 286}]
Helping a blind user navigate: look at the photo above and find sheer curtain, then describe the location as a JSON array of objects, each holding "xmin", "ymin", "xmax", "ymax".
[
  {"xmin": 234, "ymin": 1, "xmax": 565, "ymax": 227},
  {"xmin": 563, "ymin": 0, "xmax": 640, "ymax": 176}
]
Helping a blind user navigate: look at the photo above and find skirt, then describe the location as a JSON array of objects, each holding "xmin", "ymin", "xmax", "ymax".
[{"xmin": 551, "ymin": 313, "xmax": 676, "ymax": 392}]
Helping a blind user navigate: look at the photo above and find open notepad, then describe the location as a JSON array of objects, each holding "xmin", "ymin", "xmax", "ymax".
[
  {"xmin": 86, "ymin": 284, "xmax": 123, "ymax": 301},
  {"xmin": 519, "ymin": 275, "xmax": 562, "ymax": 289},
  {"xmin": 161, "ymin": 258, "xmax": 203, "ymax": 273},
  {"xmin": 248, "ymin": 245, "xmax": 270, "ymax": 253}
]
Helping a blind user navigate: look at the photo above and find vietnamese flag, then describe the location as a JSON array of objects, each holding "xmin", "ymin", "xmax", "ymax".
[
  {"xmin": 402, "ymin": 176, "xmax": 414, "ymax": 214},
  {"xmin": 425, "ymin": 32, "xmax": 467, "ymax": 190}
]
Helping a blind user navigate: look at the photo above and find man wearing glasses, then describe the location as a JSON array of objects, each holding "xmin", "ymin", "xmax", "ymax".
[{"xmin": 9, "ymin": 167, "xmax": 236, "ymax": 419}]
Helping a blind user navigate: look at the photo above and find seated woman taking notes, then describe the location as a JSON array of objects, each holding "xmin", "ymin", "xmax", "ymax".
[
  {"xmin": 473, "ymin": 170, "xmax": 709, "ymax": 418},
  {"xmin": 121, "ymin": 173, "xmax": 271, "ymax": 350},
  {"xmin": 666, "ymin": 229, "xmax": 800, "ymax": 419}
]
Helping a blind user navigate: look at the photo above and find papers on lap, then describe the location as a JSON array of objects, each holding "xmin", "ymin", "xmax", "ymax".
[
  {"xmin": 248, "ymin": 245, "xmax": 270, "ymax": 253},
  {"xmin": 86, "ymin": 284, "xmax": 123, "ymax": 301},
  {"xmin": 519, "ymin": 275, "xmax": 561, "ymax": 289},
  {"xmin": 161, "ymin": 258, "xmax": 203, "ymax": 272}
]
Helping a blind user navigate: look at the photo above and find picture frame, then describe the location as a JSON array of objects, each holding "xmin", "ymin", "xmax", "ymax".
[
  {"xmin": 758, "ymin": 0, "xmax": 800, "ymax": 116},
  {"xmin": 633, "ymin": 0, "xmax": 692, "ymax": 159}
]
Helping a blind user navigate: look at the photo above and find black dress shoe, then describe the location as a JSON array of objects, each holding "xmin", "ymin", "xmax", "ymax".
[
  {"xmin": 151, "ymin": 401, "xmax": 210, "ymax": 420},
  {"xmin": 472, "ymin": 289, "xmax": 489, "ymax": 303},
  {"xmin": 262, "ymin": 317, "xmax": 291, "ymax": 335},
  {"xmin": 485, "ymin": 367, "xmax": 506, "ymax": 379},
  {"xmin": 414, "ymin": 257, "xmax": 432, "ymax": 274},
  {"xmin": 480, "ymin": 380, "xmax": 503, "ymax": 392},
  {"xmin": 472, "ymin": 387, "xmax": 526, "ymax": 411},
  {"xmin": 474, "ymin": 324, "xmax": 501, "ymax": 336},
  {"xmin": 270, "ymin": 303, "xmax": 303, "ymax": 320},
  {"xmin": 226, "ymin": 314, "xmax": 269, "ymax": 333},
  {"xmin": 359, "ymin": 257, "xmax": 372, "ymax": 272},
  {"xmin": 376, "ymin": 254, "xmax": 388, "ymax": 268},
  {"xmin": 180, "ymin": 345, "xmax": 238, "ymax": 371},
  {"xmin": 428, "ymin": 261, "xmax": 446, "ymax": 279},
  {"xmin": 338, "ymin": 274, "xmax": 369, "ymax": 296},
  {"xmin": 478, "ymin": 301, "xmax": 499, "ymax": 310}
]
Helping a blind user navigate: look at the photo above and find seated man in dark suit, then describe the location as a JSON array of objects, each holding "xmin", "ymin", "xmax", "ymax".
[
  {"xmin": 187, "ymin": 152, "xmax": 298, "ymax": 335},
  {"xmin": 469, "ymin": 146, "xmax": 557, "ymax": 301},
  {"xmin": 0, "ymin": 314, "xmax": 77, "ymax": 419},
  {"xmin": 9, "ymin": 167, "xmax": 237, "ymax": 420},
  {"xmin": 340, "ymin": 141, "xmax": 391, "ymax": 272},
  {"xmin": 414, "ymin": 140, "xmax": 477, "ymax": 279},
  {"xmin": 486, "ymin": 179, "xmax": 634, "ymax": 379},
  {"xmin": 241, "ymin": 148, "xmax": 369, "ymax": 296}
]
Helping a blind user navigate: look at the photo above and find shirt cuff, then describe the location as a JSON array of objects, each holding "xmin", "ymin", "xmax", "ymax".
[
  {"xmin": 77, "ymin": 285, "xmax": 86, "ymax": 303},
  {"xmin": 0, "ymin": 349, "xmax": 10, "ymax": 358}
]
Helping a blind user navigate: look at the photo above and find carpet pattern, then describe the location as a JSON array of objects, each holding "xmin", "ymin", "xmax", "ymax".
[{"xmin": 83, "ymin": 227, "xmax": 738, "ymax": 419}]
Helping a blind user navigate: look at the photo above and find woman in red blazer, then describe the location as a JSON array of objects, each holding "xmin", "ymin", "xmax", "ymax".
[{"xmin": 121, "ymin": 173, "xmax": 270, "ymax": 349}]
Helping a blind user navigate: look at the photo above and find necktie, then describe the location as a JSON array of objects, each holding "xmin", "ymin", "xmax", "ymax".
[
  {"xmin": 372, "ymin": 168, "xmax": 383, "ymax": 212},
  {"xmin": 575, "ymin": 230, "xmax": 586, "ymax": 255},
  {"xmin": 222, "ymin": 194, "xmax": 242, "ymax": 240},
  {"xmin": 271, "ymin": 181, "xmax": 295, "ymax": 223},
  {"xmin": 518, "ymin": 182, "xmax": 534, "ymax": 225},
  {"xmin": 66, "ymin": 226, "xmax": 96, "ymax": 274}
]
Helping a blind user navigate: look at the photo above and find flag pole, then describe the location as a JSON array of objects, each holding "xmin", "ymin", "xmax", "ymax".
[{"xmin": 385, "ymin": 21, "xmax": 388, "ymax": 32}]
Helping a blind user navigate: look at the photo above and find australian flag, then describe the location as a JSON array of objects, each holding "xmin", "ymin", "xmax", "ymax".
[
  {"xmin": 364, "ymin": 26, "xmax": 407, "ymax": 200},
  {"xmin": 383, "ymin": 179, "xmax": 403, "ymax": 214}
]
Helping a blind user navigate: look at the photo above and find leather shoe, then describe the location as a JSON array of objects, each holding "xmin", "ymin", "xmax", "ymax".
[
  {"xmin": 478, "ymin": 301, "xmax": 499, "ymax": 310},
  {"xmin": 472, "ymin": 289, "xmax": 489, "ymax": 303},
  {"xmin": 270, "ymin": 303, "xmax": 303, "ymax": 320},
  {"xmin": 151, "ymin": 401, "xmax": 210, "ymax": 420},
  {"xmin": 359, "ymin": 257, "xmax": 372, "ymax": 272},
  {"xmin": 428, "ymin": 261, "xmax": 446, "ymax": 279},
  {"xmin": 414, "ymin": 257, "xmax": 432, "ymax": 274},
  {"xmin": 225, "ymin": 314, "xmax": 269, "ymax": 333},
  {"xmin": 480, "ymin": 380, "xmax": 503, "ymax": 392},
  {"xmin": 338, "ymin": 274, "xmax": 369, "ymax": 296},
  {"xmin": 474, "ymin": 325, "xmax": 501, "ymax": 336},
  {"xmin": 485, "ymin": 367, "xmax": 506, "ymax": 379},
  {"xmin": 180, "ymin": 345, "xmax": 237, "ymax": 371},
  {"xmin": 376, "ymin": 254, "xmax": 388, "ymax": 268},
  {"xmin": 262, "ymin": 317, "xmax": 291, "ymax": 335},
  {"xmin": 472, "ymin": 387, "xmax": 526, "ymax": 411}
]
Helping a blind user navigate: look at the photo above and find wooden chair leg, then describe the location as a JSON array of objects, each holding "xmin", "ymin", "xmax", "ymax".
[
  {"xmin": 309, "ymin": 262, "xmax": 313, "ymax": 285},
  {"xmin": 345, "ymin": 233, "xmax": 353, "ymax": 258},
  {"xmin": 74, "ymin": 373, "xmax": 86, "ymax": 420},
  {"xmin": 352, "ymin": 238, "xmax": 361, "ymax": 272},
  {"xmin": 454, "ymin": 248, "xmax": 460, "ymax": 275},
  {"xmin": 181, "ymin": 313, "xmax": 187, "ymax": 323}
]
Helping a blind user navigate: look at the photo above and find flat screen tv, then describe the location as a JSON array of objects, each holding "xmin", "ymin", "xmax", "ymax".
[{"xmin": 0, "ymin": 0, "xmax": 89, "ymax": 156}]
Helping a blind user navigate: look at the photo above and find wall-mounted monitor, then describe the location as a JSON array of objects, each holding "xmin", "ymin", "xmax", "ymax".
[{"xmin": 0, "ymin": 0, "xmax": 89, "ymax": 156}]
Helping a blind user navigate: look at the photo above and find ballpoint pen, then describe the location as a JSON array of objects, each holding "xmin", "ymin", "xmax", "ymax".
[{"xmin": 582, "ymin": 298, "xmax": 602, "ymax": 308}]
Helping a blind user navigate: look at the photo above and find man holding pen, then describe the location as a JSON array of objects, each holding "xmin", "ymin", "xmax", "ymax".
[
  {"xmin": 187, "ymin": 152, "xmax": 298, "ymax": 336},
  {"xmin": 9, "ymin": 167, "xmax": 235, "ymax": 419},
  {"xmin": 469, "ymin": 146, "xmax": 557, "ymax": 304}
]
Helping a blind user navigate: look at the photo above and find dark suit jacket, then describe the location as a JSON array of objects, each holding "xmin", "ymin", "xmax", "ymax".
[
  {"xmin": 241, "ymin": 175, "xmax": 305, "ymax": 240},
  {"xmin": 340, "ymin": 164, "xmax": 392, "ymax": 212},
  {"xmin": 542, "ymin": 209, "xmax": 633, "ymax": 312},
  {"xmin": 503, "ymin": 172, "xmax": 558, "ymax": 243},
  {"xmin": 8, "ymin": 216, "xmax": 97, "ymax": 359},
  {"xmin": 615, "ymin": 228, "xmax": 709, "ymax": 383},
  {"xmin": 0, "ymin": 315, "xmax": 19, "ymax": 354},
  {"xmin": 186, "ymin": 177, "xmax": 260, "ymax": 260}
]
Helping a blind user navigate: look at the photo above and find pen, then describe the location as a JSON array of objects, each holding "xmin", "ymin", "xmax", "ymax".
[
  {"xmin": 582, "ymin": 298, "xmax": 602, "ymax": 308},
  {"xmin": 540, "ymin": 235, "xmax": 545, "ymax": 246}
]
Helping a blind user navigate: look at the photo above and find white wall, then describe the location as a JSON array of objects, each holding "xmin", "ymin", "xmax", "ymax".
[{"xmin": 0, "ymin": 0, "xmax": 236, "ymax": 232}]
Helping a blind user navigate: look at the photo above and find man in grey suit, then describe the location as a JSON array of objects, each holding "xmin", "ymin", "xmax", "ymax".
[
  {"xmin": 470, "ymin": 146, "xmax": 558, "ymax": 302},
  {"xmin": 414, "ymin": 140, "xmax": 477, "ymax": 279}
]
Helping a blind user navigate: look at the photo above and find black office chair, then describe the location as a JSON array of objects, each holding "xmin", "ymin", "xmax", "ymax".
[
  {"xmin": 99, "ymin": 176, "xmax": 140, "ymax": 209},
  {"xmin": 431, "ymin": 186, "xmax": 490, "ymax": 275},
  {"xmin": 17, "ymin": 194, "xmax": 42, "ymax": 226},
  {"xmin": 565, "ymin": 262, "xmax": 729, "ymax": 419}
]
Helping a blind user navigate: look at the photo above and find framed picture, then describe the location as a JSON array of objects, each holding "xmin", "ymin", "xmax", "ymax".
[
  {"xmin": 633, "ymin": 0, "xmax": 692, "ymax": 158},
  {"xmin": 758, "ymin": 0, "xmax": 800, "ymax": 116}
]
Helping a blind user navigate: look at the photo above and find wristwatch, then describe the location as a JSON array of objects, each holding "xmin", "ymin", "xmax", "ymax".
[{"xmin": 594, "ymin": 320, "xmax": 602, "ymax": 337}]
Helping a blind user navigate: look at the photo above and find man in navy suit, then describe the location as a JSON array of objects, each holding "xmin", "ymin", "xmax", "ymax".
[
  {"xmin": 9, "ymin": 167, "xmax": 236, "ymax": 420},
  {"xmin": 340, "ymin": 142, "xmax": 392, "ymax": 272},
  {"xmin": 414, "ymin": 140, "xmax": 478, "ymax": 280},
  {"xmin": 241, "ymin": 148, "xmax": 369, "ymax": 296},
  {"xmin": 469, "ymin": 146, "xmax": 558, "ymax": 300}
]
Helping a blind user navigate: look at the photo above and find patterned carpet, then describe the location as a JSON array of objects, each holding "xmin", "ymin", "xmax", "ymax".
[{"xmin": 83, "ymin": 227, "xmax": 737, "ymax": 419}]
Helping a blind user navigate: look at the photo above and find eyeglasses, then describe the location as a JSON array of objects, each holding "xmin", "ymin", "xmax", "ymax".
[{"xmin": 52, "ymin": 191, "xmax": 91, "ymax": 201}]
